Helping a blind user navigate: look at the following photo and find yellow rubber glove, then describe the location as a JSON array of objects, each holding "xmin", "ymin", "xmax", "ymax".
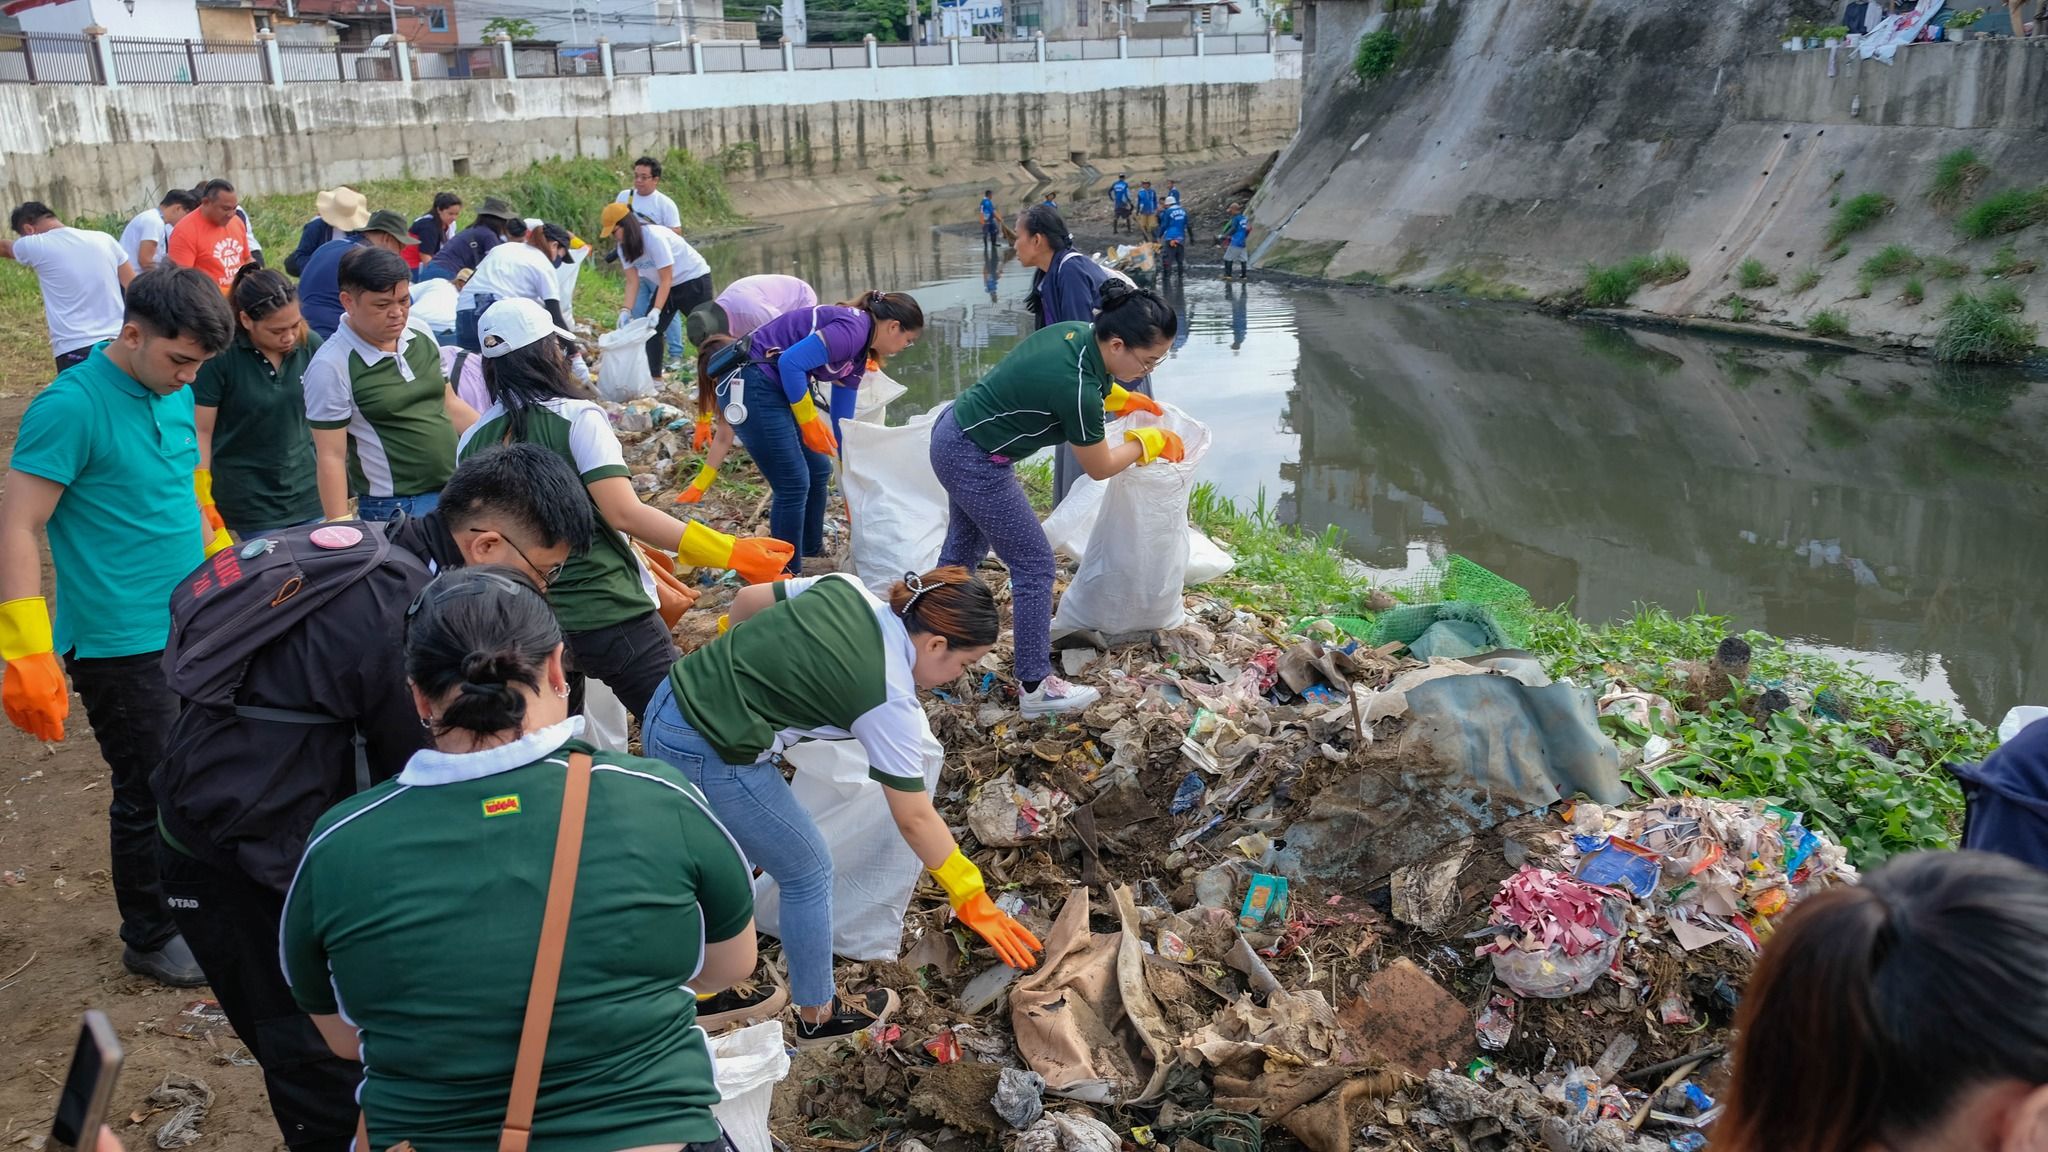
[
  {"xmin": 692, "ymin": 413, "xmax": 713, "ymax": 452},
  {"xmin": 673, "ymin": 465, "xmax": 717, "ymax": 505},
  {"xmin": 1124, "ymin": 426, "xmax": 1187, "ymax": 465},
  {"xmin": 0, "ymin": 597, "xmax": 67, "ymax": 742},
  {"xmin": 716, "ymin": 613, "xmax": 731, "ymax": 634},
  {"xmin": 194, "ymin": 470, "xmax": 232, "ymax": 558},
  {"xmin": 790, "ymin": 393, "xmax": 839, "ymax": 458},
  {"xmin": 675, "ymin": 521, "xmax": 795, "ymax": 585},
  {"xmin": 1105, "ymin": 384, "xmax": 1164, "ymax": 417},
  {"xmin": 931, "ymin": 848, "xmax": 1042, "ymax": 970}
]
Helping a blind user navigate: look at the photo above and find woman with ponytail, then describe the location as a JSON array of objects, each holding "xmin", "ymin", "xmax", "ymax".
[
  {"xmin": 719, "ymin": 290, "xmax": 924, "ymax": 573},
  {"xmin": 281, "ymin": 565, "xmax": 764, "ymax": 1152},
  {"xmin": 601, "ymin": 202, "xmax": 713, "ymax": 381},
  {"xmin": 192, "ymin": 264, "xmax": 322, "ymax": 535},
  {"xmin": 673, "ymin": 275, "xmax": 821, "ymax": 506},
  {"xmin": 1716, "ymin": 850, "xmax": 2048, "ymax": 1152},
  {"xmin": 645, "ymin": 565, "xmax": 1042, "ymax": 1046},
  {"xmin": 931, "ymin": 279, "xmax": 1179, "ymax": 717}
]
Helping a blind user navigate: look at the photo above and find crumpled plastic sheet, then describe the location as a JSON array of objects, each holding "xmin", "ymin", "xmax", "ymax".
[
  {"xmin": 1478, "ymin": 868, "xmax": 1628, "ymax": 958},
  {"xmin": 992, "ymin": 1067, "xmax": 1048, "ymax": 1129},
  {"xmin": 147, "ymin": 1074, "xmax": 215, "ymax": 1150},
  {"xmin": 1012, "ymin": 1112, "xmax": 1123, "ymax": 1152}
]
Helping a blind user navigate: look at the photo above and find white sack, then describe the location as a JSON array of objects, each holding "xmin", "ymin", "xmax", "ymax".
[
  {"xmin": 580, "ymin": 678, "xmax": 631, "ymax": 753},
  {"xmin": 1043, "ymin": 473, "xmax": 1233, "ymax": 587},
  {"xmin": 595, "ymin": 316, "xmax": 658, "ymax": 402},
  {"xmin": 841, "ymin": 410, "xmax": 949, "ymax": 596},
  {"xmin": 710, "ymin": 1020, "xmax": 789, "ymax": 1152},
  {"xmin": 1051, "ymin": 404, "xmax": 1212, "ymax": 635},
  {"xmin": 410, "ymin": 277, "xmax": 459, "ymax": 333},
  {"xmin": 854, "ymin": 367, "xmax": 908, "ymax": 424}
]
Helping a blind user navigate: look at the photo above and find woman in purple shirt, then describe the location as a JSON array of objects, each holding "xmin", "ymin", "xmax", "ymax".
[{"xmin": 704, "ymin": 292, "xmax": 923, "ymax": 573}]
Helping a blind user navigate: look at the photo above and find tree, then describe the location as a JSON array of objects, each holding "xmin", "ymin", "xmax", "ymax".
[{"xmin": 480, "ymin": 16, "xmax": 540, "ymax": 41}]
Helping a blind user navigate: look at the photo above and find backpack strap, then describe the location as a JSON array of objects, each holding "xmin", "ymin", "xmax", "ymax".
[{"xmin": 498, "ymin": 750, "xmax": 592, "ymax": 1152}]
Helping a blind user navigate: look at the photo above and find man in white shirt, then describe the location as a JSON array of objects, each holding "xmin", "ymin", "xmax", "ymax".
[
  {"xmin": 616, "ymin": 155, "xmax": 687, "ymax": 364},
  {"xmin": 120, "ymin": 189, "xmax": 200, "ymax": 272},
  {"xmin": 454, "ymin": 220, "xmax": 570, "ymax": 353},
  {"xmin": 2, "ymin": 201, "xmax": 138, "ymax": 370}
]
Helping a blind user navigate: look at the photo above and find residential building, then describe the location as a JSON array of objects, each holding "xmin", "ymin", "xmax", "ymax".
[
  {"xmin": 9, "ymin": 0, "xmax": 204, "ymax": 40},
  {"xmin": 293, "ymin": 0, "xmax": 456, "ymax": 47},
  {"xmin": 450, "ymin": 0, "xmax": 729, "ymax": 46}
]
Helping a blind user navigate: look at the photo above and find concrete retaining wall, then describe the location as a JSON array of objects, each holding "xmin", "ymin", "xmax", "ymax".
[{"xmin": 0, "ymin": 51, "xmax": 1301, "ymax": 217}]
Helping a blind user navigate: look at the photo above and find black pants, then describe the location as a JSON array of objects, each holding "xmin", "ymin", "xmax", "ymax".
[
  {"xmin": 566, "ymin": 610, "xmax": 679, "ymax": 723},
  {"xmin": 649, "ymin": 273, "xmax": 715, "ymax": 378},
  {"xmin": 54, "ymin": 347, "xmax": 91, "ymax": 372},
  {"xmin": 158, "ymin": 845, "xmax": 361, "ymax": 1152},
  {"xmin": 64, "ymin": 650, "xmax": 179, "ymax": 951}
]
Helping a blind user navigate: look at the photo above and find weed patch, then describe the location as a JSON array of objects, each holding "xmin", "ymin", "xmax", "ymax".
[
  {"xmin": 1901, "ymin": 277, "xmax": 1925, "ymax": 306},
  {"xmin": 1352, "ymin": 28, "xmax": 1402, "ymax": 81},
  {"xmin": 1860, "ymin": 244, "xmax": 1922, "ymax": 279},
  {"xmin": 1807, "ymin": 309, "xmax": 1850, "ymax": 338},
  {"xmin": 1934, "ymin": 290, "xmax": 2040, "ymax": 362},
  {"xmin": 1788, "ymin": 265, "xmax": 1822, "ymax": 293},
  {"xmin": 1985, "ymin": 245, "xmax": 2038, "ymax": 278},
  {"xmin": 1928, "ymin": 148, "xmax": 1989, "ymax": 212},
  {"xmin": 1736, "ymin": 258, "xmax": 1778, "ymax": 289},
  {"xmin": 1189, "ymin": 484, "xmax": 1370, "ymax": 618},
  {"xmin": 1581, "ymin": 252, "xmax": 1689, "ymax": 307},
  {"xmin": 1927, "ymin": 255, "xmax": 1970, "ymax": 280},
  {"xmin": 1826, "ymin": 192, "xmax": 1893, "ymax": 247},
  {"xmin": 1956, "ymin": 186, "xmax": 2048, "ymax": 240}
]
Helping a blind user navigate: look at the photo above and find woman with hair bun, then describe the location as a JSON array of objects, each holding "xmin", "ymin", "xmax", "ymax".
[
  {"xmin": 645, "ymin": 565, "xmax": 1043, "ymax": 1047},
  {"xmin": 280, "ymin": 565, "xmax": 763, "ymax": 1152},
  {"xmin": 930, "ymin": 278, "xmax": 1180, "ymax": 718},
  {"xmin": 1716, "ymin": 849, "xmax": 2048, "ymax": 1152}
]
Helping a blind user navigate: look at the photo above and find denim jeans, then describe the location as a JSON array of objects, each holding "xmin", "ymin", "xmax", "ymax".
[
  {"xmin": 633, "ymin": 278, "xmax": 687, "ymax": 362},
  {"xmin": 453, "ymin": 293, "xmax": 496, "ymax": 353},
  {"xmin": 65, "ymin": 649, "xmax": 181, "ymax": 951},
  {"xmin": 642, "ymin": 679, "xmax": 836, "ymax": 1009},
  {"xmin": 355, "ymin": 490, "xmax": 440, "ymax": 522},
  {"xmin": 720, "ymin": 363, "xmax": 830, "ymax": 569}
]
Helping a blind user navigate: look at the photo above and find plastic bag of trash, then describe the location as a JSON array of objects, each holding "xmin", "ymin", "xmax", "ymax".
[
  {"xmin": 1041, "ymin": 462, "xmax": 1234, "ymax": 586},
  {"xmin": 1051, "ymin": 404, "xmax": 1212, "ymax": 635},
  {"xmin": 710, "ymin": 1020, "xmax": 790, "ymax": 1152},
  {"xmin": 595, "ymin": 316, "xmax": 658, "ymax": 402},
  {"xmin": 841, "ymin": 411, "xmax": 949, "ymax": 597},
  {"xmin": 753, "ymin": 731, "xmax": 943, "ymax": 961},
  {"xmin": 853, "ymin": 367, "xmax": 908, "ymax": 424}
]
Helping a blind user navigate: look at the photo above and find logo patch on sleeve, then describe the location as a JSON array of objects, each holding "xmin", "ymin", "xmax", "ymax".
[{"xmin": 482, "ymin": 794, "xmax": 522, "ymax": 818}]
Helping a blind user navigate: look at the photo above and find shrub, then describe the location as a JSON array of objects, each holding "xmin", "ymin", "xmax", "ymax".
[
  {"xmin": 1928, "ymin": 148, "xmax": 1990, "ymax": 212},
  {"xmin": 1353, "ymin": 28, "xmax": 1402, "ymax": 81},
  {"xmin": 1956, "ymin": 187, "xmax": 2048, "ymax": 240},
  {"xmin": 1808, "ymin": 309, "xmax": 1850, "ymax": 338},
  {"xmin": 1860, "ymin": 244, "xmax": 1923, "ymax": 279},
  {"xmin": 1985, "ymin": 245, "xmax": 2039, "ymax": 278},
  {"xmin": 1827, "ymin": 193, "xmax": 1894, "ymax": 247},
  {"xmin": 1934, "ymin": 291, "xmax": 2040, "ymax": 362},
  {"xmin": 1789, "ymin": 265, "xmax": 1823, "ymax": 293},
  {"xmin": 1901, "ymin": 278, "xmax": 1925, "ymax": 306},
  {"xmin": 1737, "ymin": 258, "xmax": 1779, "ymax": 289}
]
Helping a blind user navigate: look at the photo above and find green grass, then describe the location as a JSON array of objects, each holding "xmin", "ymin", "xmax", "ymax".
[
  {"xmin": 1934, "ymin": 290, "xmax": 2040, "ymax": 362},
  {"xmin": 1927, "ymin": 255, "xmax": 1971, "ymax": 280},
  {"xmin": 1827, "ymin": 192, "xmax": 1894, "ymax": 247},
  {"xmin": 1808, "ymin": 309, "xmax": 1850, "ymax": 338},
  {"xmin": 1984, "ymin": 283, "xmax": 2026, "ymax": 313},
  {"xmin": 1985, "ymin": 245, "xmax": 2038, "ymax": 278},
  {"xmin": 1352, "ymin": 27, "xmax": 1403, "ymax": 81},
  {"xmin": 1736, "ymin": 258, "xmax": 1779, "ymax": 290},
  {"xmin": 1580, "ymin": 252, "xmax": 1691, "ymax": 307},
  {"xmin": 1901, "ymin": 277, "xmax": 1925, "ymax": 306},
  {"xmin": 1019, "ymin": 456, "xmax": 1054, "ymax": 515},
  {"xmin": 1956, "ymin": 186, "xmax": 2048, "ymax": 240},
  {"xmin": 1928, "ymin": 148, "xmax": 1989, "ymax": 213},
  {"xmin": 1855, "ymin": 271, "xmax": 1876, "ymax": 299},
  {"xmin": 1860, "ymin": 244, "xmax": 1923, "ymax": 279},
  {"xmin": 1188, "ymin": 484, "xmax": 1372, "ymax": 619},
  {"xmin": 1788, "ymin": 265, "xmax": 1823, "ymax": 293},
  {"xmin": 1721, "ymin": 294, "xmax": 1754, "ymax": 322}
]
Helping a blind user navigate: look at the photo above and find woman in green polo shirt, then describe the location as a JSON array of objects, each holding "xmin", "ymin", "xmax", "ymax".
[
  {"xmin": 931, "ymin": 279, "xmax": 1181, "ymax": 718},
  {"xmin": 457, "ymin": 298, "xmax": 793, "ymax": 722},
  {"xmin": 281, "ymin": 566, "xmax": 760, "ymax": 1152},
  {"xmin": 193, "ymin": 266, "xmax": 323, "ymax": 535},
  {"xmin": 645, "ymin": 565, "xmax": 1044, "ymax": 1046}
]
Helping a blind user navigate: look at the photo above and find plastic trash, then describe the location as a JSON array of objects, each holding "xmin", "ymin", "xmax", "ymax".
[
  {"xmin": 1167, "ymin": 771, "xmax": 1207, "ymax": 815},
  {"xmin": 965, "ymin": 774, "xmax": 1071, "ymax": 848},
  {"xmin": 992, "ymin": 1067, "xmax": 1047, "ymax": 1129},
  {"xmin": 1049, "ymin": 404, "xmax": 1216, "ymax": 635},
  {"xmin": 1999, "ymin": 705, "xmax": 2048, "ymax": 744},
  {"xmin": 1573, "ymin": 837, "xmax": 1661, "ymax": 898},
  {"xmin": 595, "ymin": 316, "xmax": 658, "ymax": 402},
  {"xmin": 579, "ymin": 678, "xmax": 631, "ymax": 753},
  {"xmin": 1237, "ymin": 873, "xmax": 1289, "ymax": 930},
  {"xmin": 709, "ymin": 1020, "xmax": 790, "ymax": 1152},
  {"xmin": 840, "ymin": 411, "xmax": 949, "ymax": 596},
  {"xmin": 1490, "ymin": 933, "xmax": 1621, "ymax": 999},
  {"xmin": 1041, "ymin": 458, "xmax": 1234, "ymax": 587}
]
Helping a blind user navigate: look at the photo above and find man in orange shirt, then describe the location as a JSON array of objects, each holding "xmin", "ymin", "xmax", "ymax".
[{"xmin": 168, "ymin": 179, "xmax": 252, "ymax": 294}]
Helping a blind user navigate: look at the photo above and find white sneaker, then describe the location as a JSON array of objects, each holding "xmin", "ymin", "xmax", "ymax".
[{"xmin": 1020, "ymin": 674, "xmax": 1101, "ymax": 717}]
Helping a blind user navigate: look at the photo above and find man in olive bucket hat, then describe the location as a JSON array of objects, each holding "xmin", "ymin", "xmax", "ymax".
[{"xmin": 418, "ymin": 195, "xmax": 518, "ymax": 284}]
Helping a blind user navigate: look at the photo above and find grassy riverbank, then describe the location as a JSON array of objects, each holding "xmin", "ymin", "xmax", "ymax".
[{"xmin": 1189, "ymin": 484, "xmax": 1996, "ymax": 867}]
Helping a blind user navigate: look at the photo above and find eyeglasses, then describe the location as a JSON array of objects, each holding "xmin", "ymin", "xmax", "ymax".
[
  {"xmin": 465, "ymin": 528, "xmax": 564, "ymax": 589},
  {"xmin": 405, "ymin": 566, "xmax": 542, "ymax": 620}
]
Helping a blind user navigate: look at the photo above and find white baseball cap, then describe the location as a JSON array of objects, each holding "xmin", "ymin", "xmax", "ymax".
[{"xmin": 477, "ymin": 297, "xmax": 579, "ymax": 359}]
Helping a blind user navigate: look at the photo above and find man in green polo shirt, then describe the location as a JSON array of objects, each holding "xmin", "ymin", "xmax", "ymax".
[
  {"xmin": 0, "ymin": 265, "xmax": 235, "ymax": 985},
  {"xmin": 306, "ymin": 246, "xmax": 477, "ymax": 522}
]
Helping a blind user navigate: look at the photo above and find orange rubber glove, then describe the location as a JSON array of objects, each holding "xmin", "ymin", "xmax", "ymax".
[
  {"xmin": 195, "ymin": 469, "xmax": 232, "ymax": 558},
  {"xmin": 1105, "ymin": 384, "xmax": 1164, "ymax": 418},
  {"xmin": 1125, "ymin": 426, "xmax": 1186, "ymax": 465},
  {"xmin": 790, "ymin": 393, "xmax": 838, "ymax": 458},
  {"xmin": 692, "ymin": 413, "xmax": 713, "ymax": 452},
  {"xmin": 931, "ymin": 848, "xmax": 1042, "ymax": 970},
  {"xmin": 0, "ymin": 597, "xmax": 67, "ymax": 742},
  {"xmin": 675, "ymin": 521, "xmax": 794, "ymax": 585},
  {"xmin": 674, "ymin": 465, "xmax": 716, "ymax": 505}
]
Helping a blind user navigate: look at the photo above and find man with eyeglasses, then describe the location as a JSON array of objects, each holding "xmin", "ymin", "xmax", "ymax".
[{"xmin": 150, "ymin": 442, "xmax": 594, "ymax": 1152}]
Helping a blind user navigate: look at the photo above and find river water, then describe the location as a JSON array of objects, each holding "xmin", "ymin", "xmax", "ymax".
[{"xmin": 691, "ymin": 194, "xmax": 2048, "ymax": 723}]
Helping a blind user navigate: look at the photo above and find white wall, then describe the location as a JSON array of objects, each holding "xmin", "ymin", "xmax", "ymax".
[{"xmin": 18, "ymin": 0, "xmax": 203, "ymax": 39}]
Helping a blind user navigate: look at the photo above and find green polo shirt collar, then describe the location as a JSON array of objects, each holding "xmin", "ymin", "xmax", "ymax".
[
  {"xmin": 335, "ymin": 315, "xmax": 430, "ymax": 381},
  {"xmin": 397, "ymin": 717, "xmax": 585, "ymax": 786}
]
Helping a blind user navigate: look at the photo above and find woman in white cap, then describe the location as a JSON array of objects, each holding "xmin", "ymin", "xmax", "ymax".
[{"xmin": 456, "ymin": 298, "xmax": 792, "ymax": 721}]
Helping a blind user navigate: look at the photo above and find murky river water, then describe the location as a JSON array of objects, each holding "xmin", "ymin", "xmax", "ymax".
[{"xmin": 690, "ymin": 194, "xmax": 2048, "ymax": 723}]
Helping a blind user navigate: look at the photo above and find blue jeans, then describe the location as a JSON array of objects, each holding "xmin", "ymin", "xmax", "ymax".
[
  {"xmin": 721, "ymin": 363, "xmax": 830, "ymax": 568},
  {"xmin": 643, "ymin": 679, "xmax": 836, "ymax": 1009},
  {"xmin": 355, "ymin": 490, "xmax": 440, "ymax": 522},
  {"xmin": 633, "ymin": 279, "xmax": 686, "ymax": 362},
  {"xmin": 453, "ymin": 293, "xmax": 496, "ymax": 353}
]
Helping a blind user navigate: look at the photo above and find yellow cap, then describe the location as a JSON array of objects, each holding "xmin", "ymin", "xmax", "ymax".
[{"xmin": 599, "ymin": 201, "xmax": 632, "ymax": 238}]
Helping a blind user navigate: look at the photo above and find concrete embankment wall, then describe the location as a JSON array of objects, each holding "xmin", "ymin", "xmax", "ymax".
[
  {"xmin": 1256, "ymin": 0, "xmax": 2048, "ymax": 347},
  {"xmin": 0, "ymin": 51, "xmax": 1301, "ymax": 219}
]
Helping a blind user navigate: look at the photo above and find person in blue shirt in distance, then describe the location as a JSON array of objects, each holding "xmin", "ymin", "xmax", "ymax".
[
  {"xmin": 980, "ymin": 190, "xmax": 999, "ymax": 249},
  {"xmin": 1135, "ymin": 181, "xmax": 1159, "ymax": 241},
  {"xmin": 1158, "ymin": 199, "xmax": 1190, "ymax": 278},
  {"xmin": 1217, "ymin": 203, "xmax": 1252, "ymax": 281},
  {"xmin": 1110, "ymin": 173, "xmax": 1132, "ymax": 234}
]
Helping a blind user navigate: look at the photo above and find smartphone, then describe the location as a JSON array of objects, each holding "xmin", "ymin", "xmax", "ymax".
[{"xmin": 49, "ymin": 1011, "xmax": 123, "ymax": 1152}]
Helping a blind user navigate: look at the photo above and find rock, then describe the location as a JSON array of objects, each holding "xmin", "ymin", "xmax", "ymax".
[{"xmin": 1337, "ymin": 958, "xmax": 1475, "ymax": 1078}]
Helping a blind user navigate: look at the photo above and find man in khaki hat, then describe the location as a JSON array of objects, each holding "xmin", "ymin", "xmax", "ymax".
[
  {"xmin": 285, "ymin": 186, "xmax": 368, "ymax": 277},
  {"xmin": 299, "ymin": 208, "xmax": 416, "ymax": 339}
]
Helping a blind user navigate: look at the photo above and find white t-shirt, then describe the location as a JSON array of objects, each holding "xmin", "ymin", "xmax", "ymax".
[
  {"xmin": 629, "ymin": 227, "xmax": 711, "ymax": 285},
  {"xmin": 459, "ymin": 241, "xmax": 560, "ymax": 311},
  {"xmin": 13, "ymin": 227, "xmax": 129, "ymax": 356},
  {"xmin": 615, "ymin": 188, "xmax": 681, "ymax": 230},
  {"xmin": 120, "ymin": 209, "xmax": 167, "ymax": 268}
]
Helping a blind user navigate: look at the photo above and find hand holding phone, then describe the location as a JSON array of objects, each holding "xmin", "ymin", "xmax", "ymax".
[{"xmin": 49, "ymin": 1011, "xmax": 123, "ymax": 1152}]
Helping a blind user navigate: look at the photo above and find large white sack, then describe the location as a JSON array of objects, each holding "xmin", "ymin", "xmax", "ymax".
[
  {"xmin": 710, "ymin": 1021, "xmax": 789, "ymax": 1152},
  {"xmin": 1042, "ymin": 467, "xmax": 1234, "ymax": 586},
  {"xmin": 410, "ymin": 276, "xmax": 459, "ymax": 333},
  {"xmin": 854, "ymin": 367, "xmax": 908, "ymax": 424},
  {"xmin": 1051, "ymin": 404, "xmax": 1212, "ymax": 635},
  {"xmin": 841, "ymin": 410, "xmax": 949, "ymax": 596},
  {"xmin": 752, "ymin": 727, "xmax": 944, "ymax": 961},
  {"xmin": 580, "ymin": 678, "xmax": 631, "ymax": 753},
  {"xmin": 595, "ymin": 316, "xmax": 659, "ymax": 402}
]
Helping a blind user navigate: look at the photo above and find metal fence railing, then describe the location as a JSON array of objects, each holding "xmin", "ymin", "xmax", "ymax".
[
  {"xmin": 0, "ymin": 32, "xmax": 102, "ymax": 84},
  {"xmin": 413, "ymin": 44, "xmax": 500, "ymax": 79}
]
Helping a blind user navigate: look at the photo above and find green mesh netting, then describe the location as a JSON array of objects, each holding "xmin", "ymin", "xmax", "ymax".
[{"xmin": 1367, "ymin": 555, "xmax": 1537, "ymax": 648}]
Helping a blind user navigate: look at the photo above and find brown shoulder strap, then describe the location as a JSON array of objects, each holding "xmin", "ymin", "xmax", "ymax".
[{"xmin": 498, "ymin": 750, "xmax": 592, "ymax": 1152}]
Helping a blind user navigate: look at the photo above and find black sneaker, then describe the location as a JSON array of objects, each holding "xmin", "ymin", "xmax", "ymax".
[
  {"xmin": 697, "ymin": 981, "xmax": 789, "ymax": 1033},
  {"xmin": 791, "ymin": 988, "xmax": 899, "ymax": 1050},
  {"xmin": 123, "ymin": 934, "xmax": 208, "ymax": 987}
]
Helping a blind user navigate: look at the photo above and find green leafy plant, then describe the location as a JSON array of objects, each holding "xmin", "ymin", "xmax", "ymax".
[
  {"xmin": 1956, "ymin": 186, "xmax": 2048, "ymax": 239},
  {"xmin": 480, "ymin": 15, "xmax": 539, "ymax": 39},
  {"xmin": 1737, "ymin": 258, "xmax": 1779, "ymax": 289},
  {"xmin": 1808, "ymin": 309, "xmax": 1851, "ymax": 338},
  {"xmin": 1827, "ymin": 192, "xmax": 1895, "ymax": 247},
  {"xmin": 1934, "ymin": 290, "xmax": 2040, "ymax": 362},
  {"xmin": 1985, "ymin": 245, "xmax": 2038, "ymax": 278},
  {"xmin": 1860, "ymin": 244, "xmax": 1923, "ymax": 279},
  {"xmin": 1947, "ymin": 7, "xmax": 1986, "ymax": 28},
  {"xmin": 1901, "ymin": 277, "xmax": 1926, "ymax": 305},
  {"xmin": 1855, "ymin": 271, "xmax": 1876, "ymax": 298},
  {"xmin": 1816, "ymin": 24, "xmax": 1850, "ymax": 39},
  {"xmin": 1352, "ymin": 27, "xmax": 1402, "ymax": 81},
  {"xmin": 1789, "ymin": 265, "xmax": 1823, "ymax": 293},
  {"xmin": 1928, "ymin": 148, "xmax": 1990, "ymax": 212},
  {"xmin": 1189, "ymin": 484, "xmax": 1369, "ymax": 618}
]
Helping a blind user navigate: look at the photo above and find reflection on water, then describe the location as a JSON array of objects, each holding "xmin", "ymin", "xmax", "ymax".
[{"xmin": 700, "ymin": 195, "xmax": 2048, "ymax": 722}]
